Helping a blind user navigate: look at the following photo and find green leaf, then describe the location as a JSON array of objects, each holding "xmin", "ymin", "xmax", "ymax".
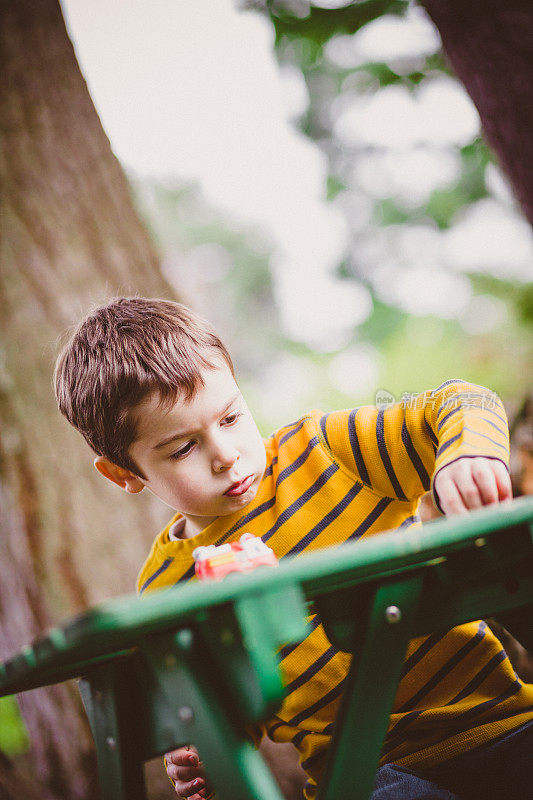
[{"xmin": 0, "ymin": 696, "xmax": 29, "ymax": 756}]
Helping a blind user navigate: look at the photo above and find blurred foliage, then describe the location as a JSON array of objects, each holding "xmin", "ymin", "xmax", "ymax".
[
  {"xmin": 265, "ymin": 0, "xmax": 408, "ymax": 49},
  {"xmin": 264, "ymin": 0, "xmax": 532, "ymax": 407},
  {"xmin": 131, "ymin": 178, "xmax": 288, "ymax": 378},
  {"xmin": 131, "ymin": 0, "xmax": 531, "ymax": 432},
  {"xmin": 471, "ymin": 274, "xmax": 533, "ymax": 327},
  {"xmin": 515, "ymin": 284, "xmax": 533, "ymax": 326},
  {"xmin": 0, "ymin": 697, "xmax": 29, "ymax": 757},
  {"xmin": 426, "ymin": 141, "xmax": 490, "ymax": 228},
  {"xmin": 379, "ymin": 311, "xmax": 530, "ymax": 400}
]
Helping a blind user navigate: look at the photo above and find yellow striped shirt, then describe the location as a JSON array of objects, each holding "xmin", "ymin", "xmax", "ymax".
[{"xmin": 137, "ymin": 381, "xmax": 533, "ymax": 797}]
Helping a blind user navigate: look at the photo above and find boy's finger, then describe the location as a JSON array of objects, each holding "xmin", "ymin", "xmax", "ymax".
[
  {"xmin": 166, "ymin": 764, "xmax": 201, "ymax": 783},
  {"xmin": 493, "ymin": 460, "xmax": 512, "ymax": 500},
  {"xmin": 456, "ymin": 473, "xmax": 483, "ymax": 509},
  {"xmin": 176, "ymin": 778, "xmax": 205, "ymax": 798},
  {"xmin": 471, "ymin": 460, "xmax": 499, "ymax": 505},
  {"xmin": 453, "ymin": 459, "xmax": 483, "ymax": 509},
  {"xmin": 436, "ymin": 475, "xmax": 468, "ymax": 516},
  {"xmin": 166, "ymin": 748, "xmax": 199, "ymax": 767}
]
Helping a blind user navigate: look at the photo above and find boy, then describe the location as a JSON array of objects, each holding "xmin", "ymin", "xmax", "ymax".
[{"xmin": 54, "ymin": 297, "xmax": 533, "ymax": 800}]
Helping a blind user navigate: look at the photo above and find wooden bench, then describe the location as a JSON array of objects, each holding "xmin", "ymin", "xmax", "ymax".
[{"xmin": 1, "ymin": 497, "xmax": 532, "ymax": 800}]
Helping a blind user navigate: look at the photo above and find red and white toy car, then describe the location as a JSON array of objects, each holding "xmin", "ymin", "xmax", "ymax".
[{"xmin": 192, "ymin": 533, "xmax": 278, "ymax": 582}]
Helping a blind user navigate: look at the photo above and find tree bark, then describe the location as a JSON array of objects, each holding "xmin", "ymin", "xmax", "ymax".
[
  {"xmin": 0, "ymin": 1, "xmax": 174, "ymax": 797},
  {"xmin": 420, "ymin": 0, "xmax": 533, "ymax": 225}
]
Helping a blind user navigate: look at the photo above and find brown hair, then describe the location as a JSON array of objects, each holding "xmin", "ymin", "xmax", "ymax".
[{"xmin": 54, "ymin": 297, "xmax": 234, "ymax": 478}]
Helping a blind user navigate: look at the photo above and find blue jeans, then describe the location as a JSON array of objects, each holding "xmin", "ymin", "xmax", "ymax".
[
  {"xmin": 371, "ymin": 719, "xmax": 533, "ymax": 800},
  {"xmin": 372, "ymin": 765, "xmax": 458, "ymax": 799}
]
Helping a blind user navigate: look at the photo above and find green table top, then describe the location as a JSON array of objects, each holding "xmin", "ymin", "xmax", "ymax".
[{"xmin": 1, "ymin": 496, "xmax": 532, "ymax": 696}]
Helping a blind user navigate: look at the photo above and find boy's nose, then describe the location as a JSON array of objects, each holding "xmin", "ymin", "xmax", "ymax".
[{"xmin": 212, "ymin": 447, "xmax": 239, "ymax": 473}]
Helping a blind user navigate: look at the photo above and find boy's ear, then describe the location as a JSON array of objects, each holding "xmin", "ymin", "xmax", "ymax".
[{"xmin": 94, "ymin": 457, "xmax": 145, "ymax": 494}]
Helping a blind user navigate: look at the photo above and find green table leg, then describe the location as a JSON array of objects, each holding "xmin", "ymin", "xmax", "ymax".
[
  {"xmin": 141, "ymin": 628, "xmax": 286, "ymax": 800},
  {"xmin": 79, "ymin": 657, "xmax": 147, "ymax": 800},
  {"xmin": 319, "ymin": 574, "xmax": 424, "ymax": 800}
]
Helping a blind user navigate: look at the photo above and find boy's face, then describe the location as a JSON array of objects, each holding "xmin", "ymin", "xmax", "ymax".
[{"xmin": 110, "ymin": 362, "xmax": 267, "ymax": 538}]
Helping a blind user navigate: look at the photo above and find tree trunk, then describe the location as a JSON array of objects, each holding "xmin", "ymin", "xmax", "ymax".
[
  {"xmin": 0, "ymin": 1, "xmax": 174, "ymax": 797},
  {"xmin": 420, "ymin": 0, "xmax": 533, "ymax": 225}
]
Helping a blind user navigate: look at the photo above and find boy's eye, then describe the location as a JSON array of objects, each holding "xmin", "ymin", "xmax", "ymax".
[
  {"xmin": 170, "ymin": 441, "xmax": 195, "ymax": 460},
  {"xmin": 222, "ymin": 411, "xmax": 241, "ymax": 425}
]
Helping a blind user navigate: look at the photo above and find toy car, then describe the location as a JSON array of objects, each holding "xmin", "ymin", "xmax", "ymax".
[{"xmin": 192, "ymin": 533, "xmax": 278, "ymax": 581}]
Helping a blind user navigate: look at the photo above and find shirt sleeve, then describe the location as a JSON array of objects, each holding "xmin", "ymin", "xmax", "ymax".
[{"xmin": 317, "ymin": 380, "xmax": 510, "ymax": 503}]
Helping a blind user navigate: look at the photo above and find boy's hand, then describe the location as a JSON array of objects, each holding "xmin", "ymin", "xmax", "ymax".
[
  {"xmin": 434, "ymin": 457, "xmax": 512, "ymax": 516},
  {"xmin": 165, "ymin": 746, "xmax": 211, "ymax": 798}
]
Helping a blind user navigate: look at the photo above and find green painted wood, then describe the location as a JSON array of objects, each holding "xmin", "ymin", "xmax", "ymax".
[
  {"xmin": 140, "ymin": 628, "xmax": 285, "ymax": 800},
  {"xmin": 0, "ymin": 497, "xmax": 532, "ymax": 800},
  {"xmin": 1, "ymin": 498, "xmax": 531, "ymax": 696},
  {"xmin": 79, "ymin": 658, "xmax": 147, "ymax": 800},
  {"xmin": 320, "ymin": 575, "xmax": 424, "ymax": 800}
]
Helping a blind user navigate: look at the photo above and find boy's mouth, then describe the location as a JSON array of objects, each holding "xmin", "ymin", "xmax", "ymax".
[{"xmin": 224, "ymin": 475, "xmax": 254, "ymax": 497}]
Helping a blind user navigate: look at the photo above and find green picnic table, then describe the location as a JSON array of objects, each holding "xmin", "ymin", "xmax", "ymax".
[{"xmin": 1, "ymin": 497, "xmax": 532, "ymax": 800}]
